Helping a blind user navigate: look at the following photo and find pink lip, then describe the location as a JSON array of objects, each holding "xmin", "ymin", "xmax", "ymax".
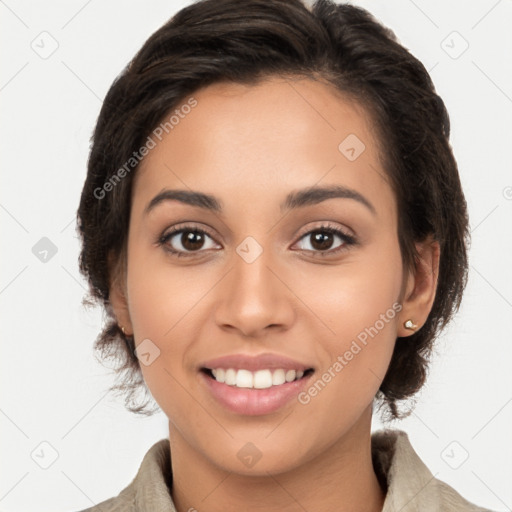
[
  {"xmin": 199, "ymin": 370, "xmax": 313, "ymax": 416},
  {"xmin": 200, "ymin": 352, "xmax": 313, "ymax": 372}
]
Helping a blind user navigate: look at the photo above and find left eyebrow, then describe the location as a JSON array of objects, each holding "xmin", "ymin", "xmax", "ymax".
[
  {"xmin": 143, "ymin": 184, "xmax": 376, "ymax": 216},
  {"xmin": 281, "ymin": 184, "xmax": 376, "ymax": 216}
]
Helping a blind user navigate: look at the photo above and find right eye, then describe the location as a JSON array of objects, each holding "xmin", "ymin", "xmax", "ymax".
[{"xmin": 158, "ymin": 225, "xmax": 221, "ymax": 257}]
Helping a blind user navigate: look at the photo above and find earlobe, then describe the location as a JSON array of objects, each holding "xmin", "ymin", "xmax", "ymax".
[{"xmin": 398, "ymin": 237, "xmax": 440, "ymax": 337}]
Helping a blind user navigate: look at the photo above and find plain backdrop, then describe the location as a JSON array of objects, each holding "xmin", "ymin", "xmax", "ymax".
[{"xmin": 1, "ymin": 0, "xmax": 511, "ymax": 511}]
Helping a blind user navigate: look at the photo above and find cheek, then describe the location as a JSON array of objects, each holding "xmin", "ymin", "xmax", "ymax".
[
  {"xmin": 124, "ymin": 246, "xmax": 218, "ymax": 392},
  {"xmin": 298, "ymin": 241, "xmax": 403, "ymax": 398},
  {"xmin": 305, "ymin": 245, "xmax": 403, "ymax": 341},
  {"xmin": 296, "ymin": 283, "xmax": 401, "ymax": 437},
  {"xmin": 125, "ymin": 238, "xmax": 209, "ymax": 342}
]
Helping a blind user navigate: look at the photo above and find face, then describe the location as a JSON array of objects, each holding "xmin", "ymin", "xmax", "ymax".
[{"xmin": 112, "ymin": 76, "xmax": 434, "ymax": 475}]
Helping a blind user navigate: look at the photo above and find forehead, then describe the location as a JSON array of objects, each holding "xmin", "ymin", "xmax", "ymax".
[{"xmin": 133, "ymin": 76, "xmax": 392, "ymax": 217}]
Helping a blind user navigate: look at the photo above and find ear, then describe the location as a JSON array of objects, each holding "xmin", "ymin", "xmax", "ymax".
[
  {"xmin": 398, "ymin": 236, "xmax": 440, "ymax": 337},
  {"xmin": 107, "ymin": 250, "xmax": 133, "ymax": 336}
]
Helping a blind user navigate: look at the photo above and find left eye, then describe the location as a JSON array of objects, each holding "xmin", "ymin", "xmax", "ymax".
[{"xmin": 294, "ymin": 227, "xmax": 353, "ymax": 254}]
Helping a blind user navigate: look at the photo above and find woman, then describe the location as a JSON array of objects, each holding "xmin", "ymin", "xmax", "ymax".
[{"xmin": 75, "ymin": 0, "xmax": 494, "ymax": 510}]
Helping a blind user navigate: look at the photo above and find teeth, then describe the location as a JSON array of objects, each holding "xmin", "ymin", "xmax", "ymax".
[
  {"xmin": 208, "ymin": 368, "xmax": 308, "ymax": 388},
  {"xmin": 225, "ymin": 368, "xmax": 237, "ymax": 385},
  {"xmin": 236, "ymin": 369, "xmax": 253, "ymax": 388},
  {"xmin": 285, "ymin": 369, "xmax": 296, "ymax": 382},
  {"xmin": 272, "ymin": 369, "xmax": 286, "ymax": 386}
]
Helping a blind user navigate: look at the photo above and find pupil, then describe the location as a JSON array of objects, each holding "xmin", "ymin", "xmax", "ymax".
[
  {"xmin": 182, "ymin": 231, "xmax": 204, "ymax": 251},
  {"xmin": 312, "ymin": 231, "xmax": 333, "ymax": 250}
]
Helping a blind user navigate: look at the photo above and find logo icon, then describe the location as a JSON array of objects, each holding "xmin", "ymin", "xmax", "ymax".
[
  {"xmin": 338, "ymin": 134, "xmax": 366, "ymax": 161},
  {"xmin": 30, "ymin": 31, "xmax": 59, "ymax": 60},
  {"xmin": 32, "ymin": 237, "xmax": 58, "ymax": 263},
  {"xmin": 135, "ymin": 338, "xmax": 161, "ymax": 366},
  {"xmin": 441, "ymin": 31, "xmax": 469, "ymax": 60},
  {"xmin": 31, "ymin": 441, "xmax": 59, "ymax": 469},
  {"xmin": 440, "ymin": 440, "xmax": 469, "ymax": 469},
  {"xmin": 237, "ymin": 442, "xmax": 263, "ymax": 468},
  {"xmin": 236, "ymin": 236, "xmax": 263, "ymax": 264}
]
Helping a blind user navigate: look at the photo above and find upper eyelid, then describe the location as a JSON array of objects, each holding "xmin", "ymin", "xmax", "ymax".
[
  {"xmin": 295, "ymin": 222, "xmax": 354, "ymax": 239},
  {"xmin": 164, "ymin": 223, "xmax": 214, "ymax": 236}
]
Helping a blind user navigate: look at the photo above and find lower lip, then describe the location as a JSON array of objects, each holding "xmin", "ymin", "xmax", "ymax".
[{"xmin": 200, "ymin": 371, "xmax": 313, "ymax": 416}]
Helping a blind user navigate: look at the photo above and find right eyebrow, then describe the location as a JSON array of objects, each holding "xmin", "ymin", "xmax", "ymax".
[{"xmin": 144, "ymin": 189, "xmax": 222, "ymax": 215}]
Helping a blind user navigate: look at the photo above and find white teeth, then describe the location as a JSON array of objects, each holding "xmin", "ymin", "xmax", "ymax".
[
  {"xmin": 253, "ymin": 370, "xmax": 273, "ymax": 389},
  {"xmin": 225, "ymin": 368, "xmax": 237, "ymax": 386},
  {"xmin": 236, "ymin": 369, "xmax": 253, "ymax": 388},
  {"xmin": 272, "ymin": 369, "xmax": 286, "ymax": 386},
  {"xmin": 208, "ymin": 368, "xmax": 308, "ymax": 388},
  {"xmin": 285, "ymin": 369, "xmax": 296, "ymax": 382}
]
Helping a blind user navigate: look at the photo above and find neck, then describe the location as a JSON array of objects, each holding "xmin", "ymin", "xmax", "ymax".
[{"xmin": 168, "ymin": 405, "xmax": 385, "ymax": 512}]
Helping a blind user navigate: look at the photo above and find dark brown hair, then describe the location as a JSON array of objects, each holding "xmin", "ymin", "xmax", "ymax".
[{"xmin": 77, "ymin": 0, "xmax": 469, "ymax": 419}]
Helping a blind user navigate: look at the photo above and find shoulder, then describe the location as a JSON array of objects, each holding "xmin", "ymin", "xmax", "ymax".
[{"xmin": 372, "ymin": 429, "xmax": 497, "ymax": 512}]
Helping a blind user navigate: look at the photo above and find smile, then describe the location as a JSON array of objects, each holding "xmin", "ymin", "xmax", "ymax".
[{"xmin": 204, "ymin": 368, "xmax": 314, "ymax": 389}]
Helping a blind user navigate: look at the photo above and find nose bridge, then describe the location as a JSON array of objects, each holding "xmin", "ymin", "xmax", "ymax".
[
  {"xmin": 235, "ymin": 239, "xmax": 273, "ymax": 296},
  {"xmin": 214, "ymin": 237, "xmax": 294, "ymax": 335}
]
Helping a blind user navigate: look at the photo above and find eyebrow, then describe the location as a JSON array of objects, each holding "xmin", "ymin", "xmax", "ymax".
[{"xmin": 144, "ymin": 184, "xmax": 376, "ymax": 216}]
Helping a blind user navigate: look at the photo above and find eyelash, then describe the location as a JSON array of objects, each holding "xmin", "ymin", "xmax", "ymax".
[{"xmin": 157, "ymin": 222, "xmax": 357, "ymax": 259}]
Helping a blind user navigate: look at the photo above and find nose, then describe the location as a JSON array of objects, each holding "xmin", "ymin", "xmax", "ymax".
[{"xmin": 213, "ymin": 243, "xmax": 296, "ymax": 338}]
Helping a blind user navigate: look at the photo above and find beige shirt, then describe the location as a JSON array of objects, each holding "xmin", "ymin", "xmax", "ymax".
[{"xmin": 76, "ymin": 429, "xmax": 494, "ymax": 511}]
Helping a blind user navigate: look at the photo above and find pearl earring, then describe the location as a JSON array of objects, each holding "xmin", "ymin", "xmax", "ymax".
[{"xmin": 404, "ymin": 319, "xmax": 418, "ymax": 331}]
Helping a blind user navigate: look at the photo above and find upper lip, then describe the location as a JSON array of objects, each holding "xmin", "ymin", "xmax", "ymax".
[{"xmin": 200, "ymin": 353, "xmax": 314, "ymax": 372}]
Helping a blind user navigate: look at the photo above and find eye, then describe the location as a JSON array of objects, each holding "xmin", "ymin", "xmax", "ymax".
[
  {"xmin": 158, "ymin": 225, "xmax": 221, "ymax": 257},
  {"xmin": 293, "ymin": 224, "xmax": 356, "ymax": 256}
]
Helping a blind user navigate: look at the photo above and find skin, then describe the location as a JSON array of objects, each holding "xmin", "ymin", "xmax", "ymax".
[{"xmin": 110, "ymin": 76, "xmax": 439, "ymax": 512}]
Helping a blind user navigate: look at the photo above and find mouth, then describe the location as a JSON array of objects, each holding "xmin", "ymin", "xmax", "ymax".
[
  {"xmin": 199, "ymin": 364, "xmax": 315, "ymax": 416},
  {"xmin": 200, "ymin": 367, "xmax": 315, "ymax": 389},
  {"xmin": 198, "ymin": 352, "xmax": 316, "ymax": 415}
]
